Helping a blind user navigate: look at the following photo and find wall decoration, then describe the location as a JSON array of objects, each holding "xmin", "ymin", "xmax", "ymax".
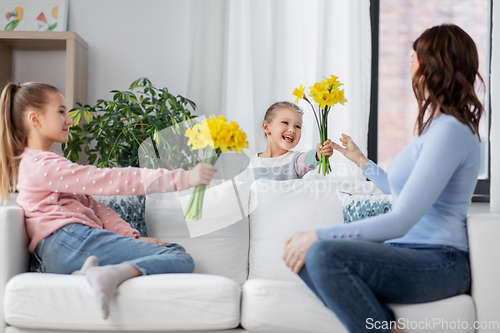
[{"xmin": 1, "ymin": 0, "xmax": 68, "ymax": 31}]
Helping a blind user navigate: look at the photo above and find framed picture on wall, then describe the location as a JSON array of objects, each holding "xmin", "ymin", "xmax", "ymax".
[{"xmin": 0, "ymin": 0, "xmax": 68, "ymax": 31}]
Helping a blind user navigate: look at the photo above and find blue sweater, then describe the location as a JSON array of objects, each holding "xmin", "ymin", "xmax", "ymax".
[{"xmin": 316, "ymin": 114, "xmax": 480, "ymax": 252}]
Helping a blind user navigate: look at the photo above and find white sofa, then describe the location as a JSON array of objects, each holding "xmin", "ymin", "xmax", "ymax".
[{"xmin": 1, "ymin": 177, "xmax": 499, "ymax": 333}]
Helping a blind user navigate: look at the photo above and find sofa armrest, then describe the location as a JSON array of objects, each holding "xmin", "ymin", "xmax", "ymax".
[
  {"xmin": 0, "ymin": 204, "xmax": 29, "ymax": 333},
  {"xmin": 467, "ymin": 214, "xmax": 500, "ymax": 333}
]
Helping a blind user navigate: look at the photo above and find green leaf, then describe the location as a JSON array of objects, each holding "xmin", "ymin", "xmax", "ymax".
[
  {"xmin": 83, "ymin": 110, "xmax": 93, "ymax": 123},
  {"xmin": 47, "ymin": 22, "xmax": 58, "ymax": 31},
  {"xmin": 73, "ymin": 112, "xmax": 82, "ymax": 126},
  {"xmin": 69, "ymin": 109, "xmax": 80, "ymax": 119},
  {"xmin": 129, "ymin": 79, "xmax": 143, "ymax": 90},
  {"xmin": 188, "ymin": 100, "xmax": 197, "ymax": 110},
  {"xmin": 5, "ymin": 20, "xmax": 19, "ymax": 31}
]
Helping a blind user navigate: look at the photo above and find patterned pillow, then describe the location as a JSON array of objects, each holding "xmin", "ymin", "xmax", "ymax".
[
  {"xmin": 339, "ymin": 192, "xmax": 392, "ymax": 223},
  {"xmin": 29, "ymin": 195, "xmax": 146, "ymax": 273},
  {"xmin": 93, "ymin": 195, "xmax": 147, "ymax": 237}
]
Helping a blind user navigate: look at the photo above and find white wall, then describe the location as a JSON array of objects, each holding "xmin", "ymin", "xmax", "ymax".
[
  {"xmin": 14, "ymin": 0, "xmax": 192, "ymax": 103},
  {"xmin": 491, "ymin": 1, "xmax": 499, "ymax": 213}
]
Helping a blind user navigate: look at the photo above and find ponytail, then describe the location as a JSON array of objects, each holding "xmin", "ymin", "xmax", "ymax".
[
  {"xmin": 0, "ymin": 83, "xmax": 22, "ymax": 203},
  {"xmin": 0, "ymin": 82, "xmax": 61, "ymax": 204}
]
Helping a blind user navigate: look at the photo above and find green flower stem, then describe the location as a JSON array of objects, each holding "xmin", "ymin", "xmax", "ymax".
[
  {"xmin": 183, "ymin": 146, "xmax": 221, "ymax": 221},
  {"xmin": 184, "ymin": 184, "xmax": 206, "ymax": 220},
  {"xmin": 317, "ymin": 106, "xmax": 331, "ymax": 175},
  {"xmin": 305, "ymin": 98, "xmax": 321, "ymax": 132}
]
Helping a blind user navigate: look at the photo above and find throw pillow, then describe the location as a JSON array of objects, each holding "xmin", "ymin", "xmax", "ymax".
[
  {"xmin": 248, "ymin": 178, "xmax": 344, "ymax": 283},
  {"xmin": 29, "ymin": 195, "xmax": 146, "ymax": 273},
  {"xmin": 145, "ymin": 179, "xmax": 250, "ymax": 286},
  {"xmin": 93, "ymin": 195, "xmax": 147, "ymax": 237},
  {"xmin": 338, "ymin": 192, "xmax": 392, "ymax": 223}
]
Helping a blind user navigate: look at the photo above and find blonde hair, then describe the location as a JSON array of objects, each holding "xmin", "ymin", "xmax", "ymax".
[
  {"xmin": 0, "ymin": 82, "xmax": 60, "ymax": 203},
  {"xmin": 262, "ymin": 101, "xmax": 303, "ymax": 137}
]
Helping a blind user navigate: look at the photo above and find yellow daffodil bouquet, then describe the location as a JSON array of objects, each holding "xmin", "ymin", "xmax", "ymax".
[
  {"xmin": 184, "ymin": 115, "xmax": 248, "ymax": 220},
  {"xmin": 292, "ymin": 75, "xmax": 347, "ymax": 175}
]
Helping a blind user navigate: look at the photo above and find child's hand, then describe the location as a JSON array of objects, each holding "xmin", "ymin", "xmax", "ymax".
[
  {"xmin": 188, "ymin": 163, "xmax": 216, "ymax": 187},
  {"xmin": 316, "ymin": 139, "xmax": 334, "ymax": 160}
]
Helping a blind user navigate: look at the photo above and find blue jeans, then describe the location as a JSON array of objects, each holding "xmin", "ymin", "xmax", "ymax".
[
  {"xmin": 34, "ymin": 223, "xmax": 195, "ymax": 275},
  {"xmin": 299, "ymin": 240, "xmax": 470, "ymax": 333}
]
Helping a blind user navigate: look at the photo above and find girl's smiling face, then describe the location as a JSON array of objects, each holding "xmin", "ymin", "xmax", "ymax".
[{"xmin": 263, "ymin": 107, "xmax": 303, "ymax": 152}]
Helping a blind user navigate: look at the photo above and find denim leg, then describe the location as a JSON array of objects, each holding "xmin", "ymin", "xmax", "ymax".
[
  {"xmin": 35, "ymin": 223, "xmax": 194, "ymax": 275},
  {"xmin": 301, "ymin": 239, "xmax": 470, "ymax": 333},
  {"xmin": 298, "ymin": 265, "xmax": 325, "ymax": 304}
]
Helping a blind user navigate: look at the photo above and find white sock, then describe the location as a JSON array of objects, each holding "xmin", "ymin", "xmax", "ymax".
[
  {"xmin": 71, "ymin": 255, "xmax": 99, "ymax": 275},
  {"xmin": 85, "ymin": 264, "xmax": 133, "ymax": 319}
]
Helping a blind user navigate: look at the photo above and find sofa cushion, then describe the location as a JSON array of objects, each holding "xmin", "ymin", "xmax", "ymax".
[
  {"xmin": 5, "ymin": 273, "xmax": 240, "ymax": 331},
  {"xmin": 248, "ymin": 178, "xmax": 344, "ymax": 283},
  {"xmin": 241, "ymin": 279, "xmax": 345, "ymax": 333},
  {"xmin": 241, "ymin": 279, "xmax": 476, "ymax": 333},
  {"xmin": 145, "ymin": 181, "xmax": 249, "ymax": 285}
]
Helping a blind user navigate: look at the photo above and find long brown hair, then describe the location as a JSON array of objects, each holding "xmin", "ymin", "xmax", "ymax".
[
  {"xmin": 0, "ymin": 82, "xmax": 61, "ymax": 203},
  {"xmin": 412, "ymin": 24, "xmax": 484, "ymax": 136}
]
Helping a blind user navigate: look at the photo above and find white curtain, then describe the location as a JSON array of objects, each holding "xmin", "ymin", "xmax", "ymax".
[{"xmin": 187, "ymin": 0, "xmax": 372, "ymax": 180}]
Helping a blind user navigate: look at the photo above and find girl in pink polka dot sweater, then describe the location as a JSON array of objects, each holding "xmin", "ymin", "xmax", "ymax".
[{"xmin": 0, "ymin": 82, "xmax": 215, "ymax": 319}]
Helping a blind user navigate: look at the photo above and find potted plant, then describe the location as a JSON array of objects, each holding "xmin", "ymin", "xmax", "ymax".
[{"xmin": 63, "ymin": 78, "xmax": 200, "ymax": 169}]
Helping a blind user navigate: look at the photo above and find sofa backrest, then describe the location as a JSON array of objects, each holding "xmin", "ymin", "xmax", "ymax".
[{"xmin": 145, "ymin": 175, "xmax": 385, "ymax": 285}]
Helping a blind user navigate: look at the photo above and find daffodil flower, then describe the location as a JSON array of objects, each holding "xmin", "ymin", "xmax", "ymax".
[
  {"xmin": 183, "ymin": 116, "xmax": 248, "ymax": 220},
  {"xmin": 292, "ymin": 75, "xmax": 348, "ymax": 175},
  {"xmin": 292, "ymin": 84, "xmax": 306, "ymax": 104}
]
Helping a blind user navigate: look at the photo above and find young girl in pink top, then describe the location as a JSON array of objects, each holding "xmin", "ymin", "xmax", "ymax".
[{"xmin": 0, "ymin": 82, "xmax": 215, "ymax": 319}]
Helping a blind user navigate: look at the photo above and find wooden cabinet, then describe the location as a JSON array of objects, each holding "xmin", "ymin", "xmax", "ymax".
[{"xmin": 0, "ymin": 31, "xmax": 87, "ymax": 108}]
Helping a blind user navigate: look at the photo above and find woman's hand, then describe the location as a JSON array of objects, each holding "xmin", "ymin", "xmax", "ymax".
[
  {"xmin": 138, "ymin": 237, "xmax": 166, "ymax": 246},
  {"xmin": 283, "ymin": 231, "xmax": 317, "ymax": 274},
  {"xmin": 316, "ymin": 139, "xmax": 334, "ymax": 160},
  {"xmin": 333, "ymin": 134, "xmax": 369, "ymax": 169},
  {"xmin": 188, "ymin": 163, "xmax": 216, "ymax": 187}
]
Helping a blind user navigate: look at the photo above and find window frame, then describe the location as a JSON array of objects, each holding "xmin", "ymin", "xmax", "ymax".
[{"xmin": 368, "ymin": 0, "xmax": 492, "ymax": 202}]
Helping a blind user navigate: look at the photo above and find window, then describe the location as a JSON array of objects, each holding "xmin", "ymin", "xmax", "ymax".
[{"xmin": 369, "ymin": 0, "xmax": 492, "ymax": 201}]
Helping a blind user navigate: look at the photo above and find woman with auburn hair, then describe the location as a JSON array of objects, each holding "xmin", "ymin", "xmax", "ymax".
[{"xmin": 283, "ymin": 24, "xmax": 483, "ymax": 333}]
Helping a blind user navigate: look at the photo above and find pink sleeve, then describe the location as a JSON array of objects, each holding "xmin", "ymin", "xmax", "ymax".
[
  {"xmin": 296, "ymin": 152, "xmax": 317, "ymax": 174},
  {"xmin": 85, "ymin": 195, "xmax": 140, "ymax": 238},
  {"xmin": 29, "ymin": 151, "xmax": 190, "ymax": 196}
]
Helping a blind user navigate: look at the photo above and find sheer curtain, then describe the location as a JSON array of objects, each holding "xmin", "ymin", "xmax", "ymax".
[{"xmin": 187, "ymin": 0, "xmax": 371, "ymax": 180}]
